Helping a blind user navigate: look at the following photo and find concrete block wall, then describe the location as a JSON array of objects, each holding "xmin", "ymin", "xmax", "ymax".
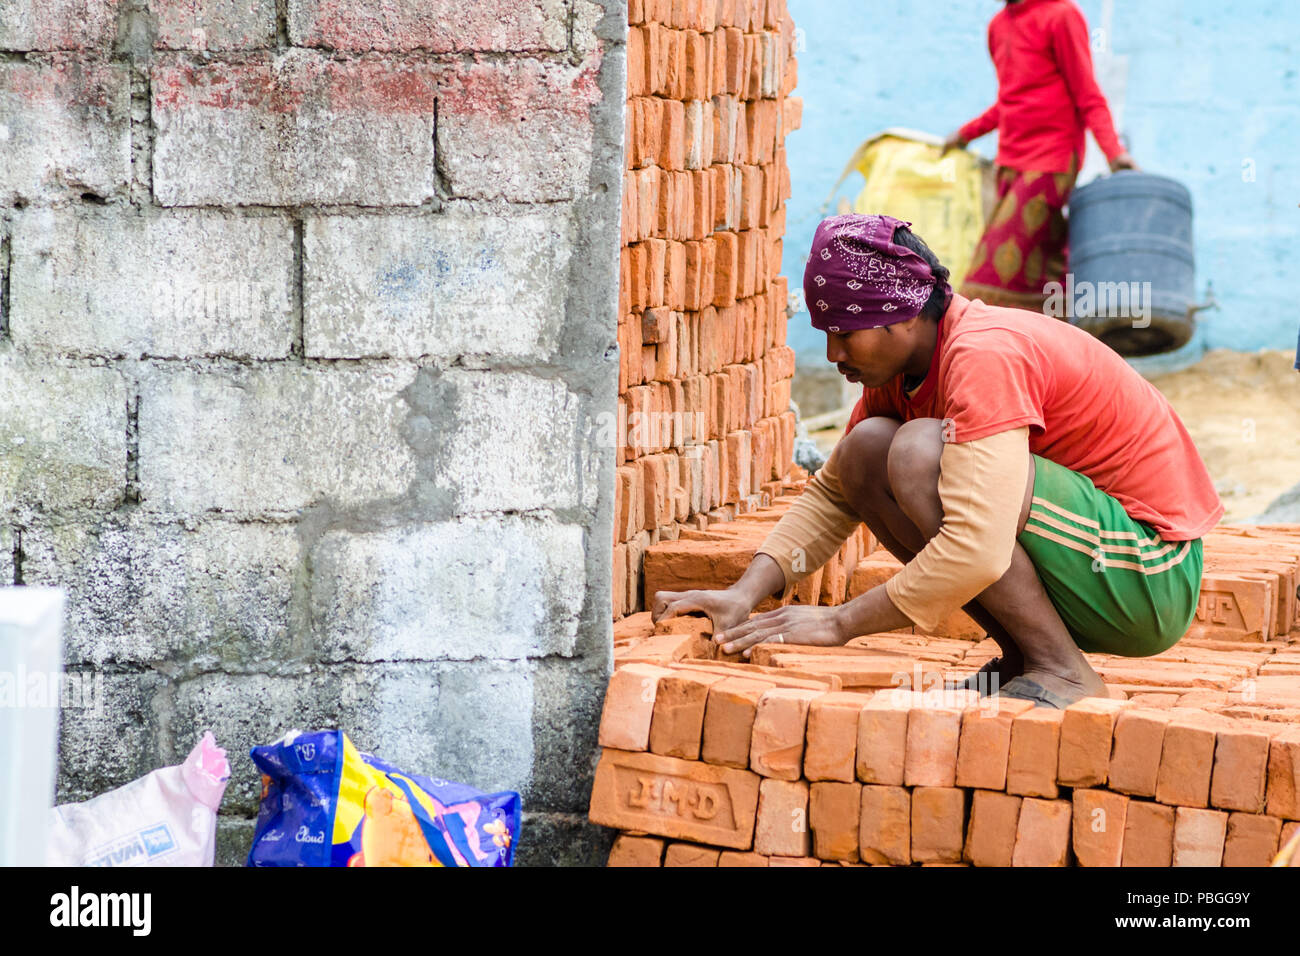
[
  {"xmin": 0, "ymin": 0, "xmax": 626, "ymax": 866},
  {"xmin": 614, "ymin": 0, "xmax": 802, "ymax": 619}
]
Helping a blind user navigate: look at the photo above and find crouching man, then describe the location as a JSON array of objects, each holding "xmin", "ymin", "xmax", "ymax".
[{"xmin": 653, "ymin": 213, "xmax": 1222, "ymax": 708}]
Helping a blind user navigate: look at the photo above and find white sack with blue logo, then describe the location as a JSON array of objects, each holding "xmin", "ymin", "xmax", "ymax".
[{"xmin": 46, "ymin": 732, "xmax": 231, "ymax": 867}]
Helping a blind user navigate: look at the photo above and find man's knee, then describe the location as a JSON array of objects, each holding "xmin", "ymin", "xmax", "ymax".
[
  {"xmin": 837, "ymin": 417, "xmax": 901, "ymax": 501},
  {"xmin": 886, "ymin": 418, "xmax": 944, "ymax": 497}
]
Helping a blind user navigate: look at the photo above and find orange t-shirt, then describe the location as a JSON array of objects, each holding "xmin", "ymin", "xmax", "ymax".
[{"xmin": 846, "ymin": 293, "xmax": 1223, "ymax": 540}]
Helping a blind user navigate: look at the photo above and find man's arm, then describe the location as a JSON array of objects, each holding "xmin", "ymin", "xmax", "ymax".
[
  {"xmin": 1050, "ymin": 5, "xmax": 1127, "ymax": 165},
  {"xmin": 653, "ymin": 438, "xmax": 862, "ymax": 631},
  {"xmin": 753, "ymin": 440, "xmax": 863, "ymax": 590},
  {"xmin": 699, "ymin": 427, "xmax": 1034, "ymax": 656},
  {"xmin": 879, "ymin": 426, "xmax": 1030, "ymax": 633}
]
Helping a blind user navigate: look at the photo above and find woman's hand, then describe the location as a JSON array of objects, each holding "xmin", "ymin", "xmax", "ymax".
[
  {"xmin": 714, "ymin": 604, "xmax": 851, "ymax": 659},
  {"xmin": 651, "ymin": 587, "xmax": 753, "ymax": 635}
]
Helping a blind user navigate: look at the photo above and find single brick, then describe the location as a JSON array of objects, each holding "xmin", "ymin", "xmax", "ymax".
[
  {"xmin": 1172, "ymin": 807, "xmax": 1228, "ymax": 867},
  {"xmin": 607, "ymin": 834, "xmax": 664, "ymax": 866},
  {"xmin": 753, "ymin": 778, "xmax": 809, "ymax": 857},
  {"xmin": 1011, "ymin": 797, "xmax": 1072, "ymax": 867},
  {"xmin": 954, "ymin": 697, "xmax": 1036, "ymax": 791},
  {"xmin": 804, "ymin": 692, "xmax": 867, "ymax": 782},
  {"xmin": 809, "ymin": 781, "xmax": 862, "ymax": 862},
  {"xmin": 0, "ymin": 0, "xmax": 121, "ymax": 50},
  {"xmin": 701, "ymin": 676, "xmax": 772, "ymax": 768},
  {"xmin": 1108, "ymin": 708, "xmax": 1171, "ymax": 797},
  {"xmin": 1155, "ymin": 715, "xmax": 1219, "ymax": 808},
  {"xmin": 749, "ymin": 688, "xmax": 820, "ymax": 780},
  {"xmin": 856, "ymin": 691, "xmax": 910, "ymax": 785},
  {"xmin": 1071, "ymin": 789, "xmax": 1129, "ymax": 868},
  {"xmin": 11, "ymin": 207, "xmax": 294, "ymax": 360},
  {"xmin": 588, "ymin": 748, "xmax": 761, "ymax": 849},
  {"xmin": 1006, "ymin": 708, "xmax": 1064, "ymax": 798},
  {"xmin": 437, "ymin": 58, "xmax": 602, "ymax": 203},
  {"xmin": 303, "ymin": 211, "xmax": 572, "ymax": 362},
  {"xmin": 0, "ymin": 358, "xmax": 127, "ymax": 512},
  {"xmin": 138, "ymin": 364, "xmax": 419, "ymax": 513},
  {"xmin": 963, "ymin": 790, "xmax": 1022, "ymax": 868},
  {"xmin": 287, "ymin": 0, "xmax": 568, "ymax": 52},
  {"xmin": 152, "ymin": 51, "xmax": 439, "ymax": 206},
  {"xmin": 904, "ymin": 703, "xmax": 966, "ymax": 788},
  {"xmin": 597, "ymin": 663, "xmax": 674, "ymax": 751},
  {"xmin": 911, "ymin": 786, "xmax": 967, "ymax": 864},
  {"xmin": 154, "ymin": 0, "xmax": 277, "ymax": 49},
  {"xmin": 1122, "ymin": 801, "xmax": 1176, "ymax": 867},
  {"xmin": 1209, "ymin": 725, "xmax": 1271, "ymax": 813},
  {"xmin": 0, "ymin": 57, "xmax": 130, "ymax": 204},
  {"xmin": 1057, "ymin": 697, "xmax": 1128, "ymax": 787},
  {"xmin": 717, "ymin": 851, "xmax": 769, "ymax": 866},
  {"xmin": 859, "ymin": 785, "xmax": 911, "ymax": 866},
  {"xmin": 663, "ymin": 843, "xmax": 721, "ymax": 866},
  {"xmin": 1266, "ymin": 728, "xmax": 1300, "ymax": 820},
  {"xmin": 768, "ymin": 856, "xmax": 822, "ymax": 867},
  {"xmin": 648, "ymin": 671, "xmax": 728, "ymax": 760},
  {"xmin": 1221, "ymin": 813, "xmax": 1282, "ymax": 867}
]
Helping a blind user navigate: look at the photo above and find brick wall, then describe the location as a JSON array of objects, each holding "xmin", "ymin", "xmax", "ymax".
[
  {"xmin": 614, "ymin": 0, "xmax": 802, "ymax": 619},
  {"xmin": 0, "ymin": 0, "xmax": 625, "ymax": 865}
]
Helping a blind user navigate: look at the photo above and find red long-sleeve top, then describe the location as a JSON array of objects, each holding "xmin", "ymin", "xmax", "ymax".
[{"xmin": 959, "ymin": 0, "xmax": 1124, "ymax": 173}]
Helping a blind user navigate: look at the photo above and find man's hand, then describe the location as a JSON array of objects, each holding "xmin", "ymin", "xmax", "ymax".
[
  {"xmin": 714, "ymin": 604, "xmax": 850, "ymax": 659},
  {"xmin": 1109, "ymin": 151, "xmax": 1139, "ymax": 172},
  {"xmin": 652, "ymin": 588, "xmax": 752, "ymax": 635},
  {"xmin": 940, "ymin": 132, "xmax": 968, "ymax": 156}
]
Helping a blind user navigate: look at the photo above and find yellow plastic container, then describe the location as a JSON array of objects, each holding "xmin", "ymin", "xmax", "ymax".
[{"xmin": 824, "ymin": 128, "xmax": 994, "ymax": 287}]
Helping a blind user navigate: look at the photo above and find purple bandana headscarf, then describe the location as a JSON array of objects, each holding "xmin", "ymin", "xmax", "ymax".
[{"xmin": 803, "ymin": 214, "xmax": 948, "ymax": 333}]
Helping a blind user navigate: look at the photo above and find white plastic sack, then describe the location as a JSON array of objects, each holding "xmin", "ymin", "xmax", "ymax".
[{"xmin": 47, "ymin": 731, "xmax": 230, "ymax": 867}]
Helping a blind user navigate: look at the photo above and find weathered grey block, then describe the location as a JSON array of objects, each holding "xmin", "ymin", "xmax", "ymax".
[
  {"xmin": 152, "ymin": 51, "xmax": 438, "ymax": 206},
  {"xmin": 437, "ymin": 59, "xmax": 600, "ymax": 202},
  {"xmin": 523, "ymin": 658, "xmax": 605, "ymax": 814},
  {"xmin": 138, "ymin": 364, "xmax": 417, "ymax": 512},
  {"xmin": 516, "ymin": 812, "xmax": 615, "ymax": 867},
  {"xmin": 154, "ymin": 0, "xmax": 277, "ymax": 50},
  {"xmin": 0, "ymin": 58, "xmax": 130, "ymax": 204},
  {"xmin": 408, "ymin": 368, "xmax": 583, "ymax": 513},
  {"xmin": 215, "ymin": 816, "xmax": 255, "ymax": 867},
  {"xmin": 22, "ymin": 515, "xmax": 302, "ymax": 668},
  {"xmin": 11, "ymin": 208, "xmax": 294, "ymax": 359},
  {"xmin": 0, "ymin": 526, "xmax": 12, "ymax": 584},
  {"xmin": 170, "ymin": 670, "xmax": 367, "ymax": 815},
  {"xmin": 288, "ymin": 0, "xmax": 568, "ymax": 52},
  {"xmin": 303, "ymin": 210, "xmax": 573, "ymax": 360},
  {"xmin": 0, "ymin": 356, "xmax": 127, "ymax": 512},
  {"xmin": 351, "ymin": 660, "xmax": 535, "ymax": 799},
  {"xmin": 0, "ymin": 0, "xmax": 119, "ymax": 51},
  {"xmin": 55, "ymin": 671, "xmax": 169, "ymax": 805},
  {"xmin": 311, "ymin": 516, "xmax": 585, "ymax": 663}
]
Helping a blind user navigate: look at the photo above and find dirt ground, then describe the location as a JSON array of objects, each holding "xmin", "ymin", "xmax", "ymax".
[
  {"xmin": 1147, "ymin": 349, "xmax": 1300, "ymax": 521},
  {"xmin": 810, "ymin": 348, "xmax": 1300, "ymax": 523}
]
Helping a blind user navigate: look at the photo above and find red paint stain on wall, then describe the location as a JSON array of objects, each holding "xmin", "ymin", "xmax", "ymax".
[{"xmin": 152, "ymin": 52, "xmax": 438, "ymax": 115}]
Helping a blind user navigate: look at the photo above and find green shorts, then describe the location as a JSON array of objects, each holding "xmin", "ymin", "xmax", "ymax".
[{"xmin": 1017, "ymin": 455, "xmax": 1203, "ymax": 657}]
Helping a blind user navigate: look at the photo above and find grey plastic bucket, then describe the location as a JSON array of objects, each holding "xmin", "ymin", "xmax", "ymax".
[{"xmin": 1066, "ymin": 171, "xmax": 1195, "ymax": 356}]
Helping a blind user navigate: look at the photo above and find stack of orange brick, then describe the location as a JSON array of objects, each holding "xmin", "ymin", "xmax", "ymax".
[
  {"xmin": 615, "ymin": 0, "xmax": 804, "ymax": 619},
  {"xmin": 591, "ymin": 524, "xmax": 1300, "ymax": 866}
]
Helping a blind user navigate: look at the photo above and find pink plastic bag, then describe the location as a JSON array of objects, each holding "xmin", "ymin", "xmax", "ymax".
[{"xmin": 47, "ymin": 732, "xmax": 230, "ymax": 867}]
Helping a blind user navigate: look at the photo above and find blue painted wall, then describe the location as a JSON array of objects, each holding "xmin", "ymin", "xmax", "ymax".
[{"xmin": 783, "ymin": 0, "xmax": 1300, "ymax": 361}]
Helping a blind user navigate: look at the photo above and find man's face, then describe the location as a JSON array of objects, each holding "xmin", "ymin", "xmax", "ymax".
[{"xmin": 825, "ymin": 319, "xmax": 923, "ymax": 388}]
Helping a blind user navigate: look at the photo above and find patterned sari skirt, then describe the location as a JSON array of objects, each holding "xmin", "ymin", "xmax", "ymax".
[{"xmin": 959, "ymin": 154, "xmax": 1078, "ymax": 312}]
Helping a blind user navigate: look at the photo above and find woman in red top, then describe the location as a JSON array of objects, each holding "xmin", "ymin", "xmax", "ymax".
[{"xmin": 943, "ymin": 0, "xmax": 1138, "ymax": 312}]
